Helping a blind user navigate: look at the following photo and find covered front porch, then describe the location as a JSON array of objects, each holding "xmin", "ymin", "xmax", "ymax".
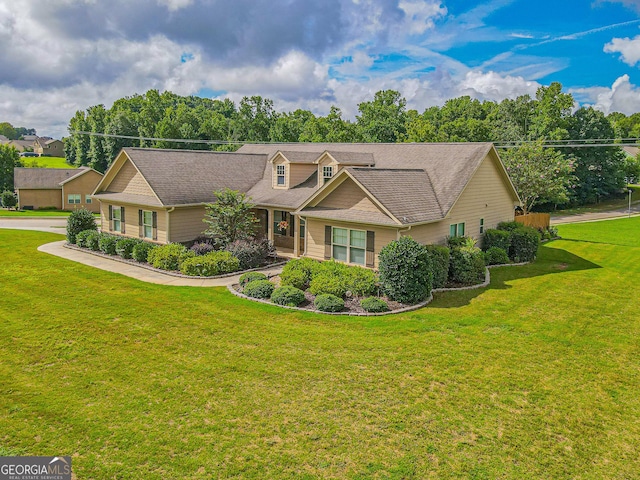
[{"xmin": 255, "ymin": 208, "xmax": 305, "ymax": 258}]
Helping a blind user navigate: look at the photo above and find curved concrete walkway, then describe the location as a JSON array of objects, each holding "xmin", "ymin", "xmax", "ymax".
[{"xmin": 37, "ymin": 241, "xmax": 284, "ymax": 286}]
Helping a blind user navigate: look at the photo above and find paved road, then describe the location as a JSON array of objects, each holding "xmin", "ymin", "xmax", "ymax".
[
  {"xmin": 0, "ymin": 217, "xmax": 68, "ymax": 234},
  {"xmin": 551, "ymin": 202, "xmax": 640, "ymax": 224}
]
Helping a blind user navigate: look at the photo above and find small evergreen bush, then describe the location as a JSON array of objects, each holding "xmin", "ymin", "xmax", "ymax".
[
  {"xmin": 279, "ymin": 269, "xmax": 307, "ymax": 290},
  {"xmin": 85, "ymin": 231, "xmax": 101, "ymax": 251},
  {"xmin": 225, "ymin": 238, "xmax": 276, "ymax": 270},
  {"xmin": 482, "ymin": 229, "xmax": 511, "ymax": 252},
  {"xmin": 343, "ymin": 266, "xmax": 377, "ymax": 297},
  {"xmin": 279, "ymin": 258, "xmax": 321, "ymax": 289},
  {"xmin": 132, "ymin": 242, "xmax": 156, "ymax": 263},
  {"xmin": 314, "ymin": 294, "xmax": 344, "ymax": 312},
  {"xmin": 446, "ymin": 235, "xmax": 475, "ymax": 248},
  {"xmin": 1, "ymin": 191, "xmax": 17, "ymax": 208},
  {"xmin": 75, "ymin": 229, "xmax": 95, "ymax": 248},
  {"xmin": 425, "ymin": 244, "xmax": 450, "ymax": 289},
  {"xmin": 360, "ymin": 297, "xmax": 388, "ymax": 313},
  {"xmin": 147, "ymin": 243, "xmax": 193, "ymax": 271},
  {"xmin": 449, "ymin": 246, "xmax": 486, "ymax": 285},
  {"xmin": 308, "ymin": 273, "xmax": 347, "ymax": 298},
  {"xmin": 239, "ymin": 271, "xmax": 268, "ymax": 287},
  {"xmin": 484, "ymin": 246, "xmax": 510, "ymax": 265},
  {"xmin": 497, "ymin": 221, "xmax": 522, "ymax": 232},
  {"xmin": 509, "ymin": 226, "xmax": 540, "ymax": 263},
  {"xmin": 270, "ymin": 286, "xmax": 306, "ymax": 306},
  {"xmin": 180, "ymin": 251, "xmax": 240, "ymax": 276},
  {"xmin": 115, "ymin": 238, "xmax": 142, "ymax": 259},
  {"xmin": 378, "ymin": 236, "xmax": 432, "ymax": 304},
  {"xmin": 243, "ymin": 279, "xmax": 275, "ymax": 299},
  {"xmin": 98, "ymin": 234, "xmax": 119, "ymax": 255},
  {"xmin": 190, "ymin": 242, "xmax": 215, "ymax": 256},
  {"xmin": 66, "ymin": 208, "xmax": 97, "ymax": 244}
]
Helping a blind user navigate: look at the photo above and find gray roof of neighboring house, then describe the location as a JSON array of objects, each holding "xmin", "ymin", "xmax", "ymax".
[
  {"xmin": 0, "ymin": 134, "xmax": 8, "ymax": 143},
  {"xmin": 14, "ymin": 167, "xmax": 88, "ymax": 189},
  {"xmin": 98, "ymin": 148, "xmax": 268, "ymax": 206},
  {"xmin": 623, "ymin": 146, "xmax": 639, "ymax": 157}
]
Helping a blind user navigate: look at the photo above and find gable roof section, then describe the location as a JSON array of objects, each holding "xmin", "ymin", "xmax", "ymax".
[
  {"xmin": 95, "ymin": 148, "xmax": 268, "ymax": 207},
  {"xmin": 273, "ymin": 151, "xmax": 320, "ymax": 164},
  {"xmin": 59, "ymin": 167, "xmax": 102, "ymax": 185},
  {"xmin": 14, "ymin": 167, "xmax": 87, "ymax": 189},
  {"xmin": 321, "ymin": 151, "xmax": 374, "ymax": 165}
]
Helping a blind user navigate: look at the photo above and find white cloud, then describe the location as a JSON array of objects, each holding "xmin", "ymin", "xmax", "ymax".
[
  {"xmin": 398, "ymin": 0, "xmax": 446, "ymax": 35},
  {"xmin": 573, "ymin": 74, "xmax": 640, "ymax": 114},
  {"xmin": 458, "ymin": 70, "xmax": 540, "ymax": 100},
  {"xmin": 604, "ymin": 35, "xmax": 640, "ymax": 66},
  {"xmin": 157, "ymin": 0, "xmax": 193, "ymax": 11}
]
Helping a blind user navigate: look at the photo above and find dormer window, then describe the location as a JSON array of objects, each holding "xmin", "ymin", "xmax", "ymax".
[
  {"xmin": 323, "ymin": 165, "xmax": 333, "ymax": 184},
  {"xmin": 276, "ymin": 164, "xmax": 286, "ymax": 186}
]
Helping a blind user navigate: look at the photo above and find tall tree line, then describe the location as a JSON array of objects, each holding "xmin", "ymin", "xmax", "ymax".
[{"xmin": 65, "ymin": 83, "xmax": 640, "ymax": 207}]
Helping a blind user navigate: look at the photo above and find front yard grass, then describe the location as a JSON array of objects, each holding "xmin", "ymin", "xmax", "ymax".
[
  {"xmin": 0, "ymin": 209, "xmax": 74, "ymax": 217},
  {"xmin": 22, "ymin": 156, "xmax": 73, "ymax": 169},
  {"xmin": 1, "ymin": 220, "xmax": 640, "ymax": 478}
]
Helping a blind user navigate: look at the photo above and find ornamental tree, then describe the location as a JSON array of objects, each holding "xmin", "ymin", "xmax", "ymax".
[
  {"xmin": 501, "ymin": 140, "xmax": 574, "ymax": 213},
  {"xmin": 203, "ymin": 188, "xmax": 259, "ymax": 247}
]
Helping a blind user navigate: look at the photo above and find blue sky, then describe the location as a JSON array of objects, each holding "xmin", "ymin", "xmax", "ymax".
[{"xmin": 2, "ymin": 0, "xmax": 640, "ymax": 138}]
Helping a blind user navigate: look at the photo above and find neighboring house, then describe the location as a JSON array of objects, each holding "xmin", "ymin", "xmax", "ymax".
[
  {"xmin": 92, "ymin": 143, "xmax": 520, "ymax": 268},
  {"xmin": 14, "ymin": 167, "xmax": 103, "ymax": 212},
  {"xmin": 34, "ymin": 138, "xmax": 64, "ymax": 157},
  {"xmin": 0, "ymin": 134, "xmax": 9, "ymax": 143},
  {"xmin": 7, "ymin": 140, "xmax": 34, "ymax": 152}
]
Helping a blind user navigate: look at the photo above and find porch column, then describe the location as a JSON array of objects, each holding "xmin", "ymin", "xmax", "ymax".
[
  {"xmin": 267, "ymin": 208, "xmax": 274, "ymax": 242},
  {"xmin": 293, "ymin": 214, "xmax": 300, "ymax": 257}
]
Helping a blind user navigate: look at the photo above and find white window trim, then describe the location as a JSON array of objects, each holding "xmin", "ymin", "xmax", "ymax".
[
  {"xmin": 323, "ymin": 165, "xmax": 333, "ymax": 183},
  {"xmin": 85, "ymin": 195, "xmax": 92, "ymax": 204},
  {"xmin": 112, "ymin": 206, "xmax": 122, "ymax": 233},
  {"xmin": 68, "ymin": 193, "xmax": 81, "ymax": 204},
  {"xmin": 142, "ymin": 210, "xmax": 153, "ymax": 239},
  {"xmin": 449, "ymin": 222, "xmax": 466, "ymax": 237},
  {"xmin": 276, "ymin": 164, "xmax": 286, "ymax": 187},
  {"xmin": 479, "ymin": 218, "xmax": 484, "ymax": 234},
  {"xmin": 332, "ymin": 227, "xmax": 366, "ymax": 266}
]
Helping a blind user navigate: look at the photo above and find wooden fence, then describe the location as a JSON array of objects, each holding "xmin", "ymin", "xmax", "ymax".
[{"xmin": 515, "ymin": 213, "xmax": 550, "ymax": 230}]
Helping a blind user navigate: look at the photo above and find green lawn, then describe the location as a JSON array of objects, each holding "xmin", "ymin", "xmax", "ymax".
[
  {"xmin": 1, "ymin": 220, "xmax": 639, "ymax": 479},
  {"xmin": 0, "ymin": 209, "xmax": 74, "ymax": 217},
  {"xmin": 21, "ymin": 156, "xmax": 74, "ymax": 169},
  {"xmin": 550, "ymin": 185, "xmax": 640, "ymax": 217}
]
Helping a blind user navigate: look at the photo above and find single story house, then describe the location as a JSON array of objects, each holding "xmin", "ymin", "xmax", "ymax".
[
  {"xmin": 14, "ymin": 167, "xmax": 103, "ymax": 212},
  {"xmin": 92, "ymin": 143, "xmax": 520, "ymax": 268},
  {"xmin": 34, "ymin": 138, "xmax": 65, "ymax": 157}
]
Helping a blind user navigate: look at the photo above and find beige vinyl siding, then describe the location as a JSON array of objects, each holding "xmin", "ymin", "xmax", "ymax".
[
  {"xmin": 314, "ymin": 177, "xmax": 382, "ymax": 213},
  {"xmin": 289, "ymin": 164, "xmax": 316, "ymax": 187},
  {"xmin": 304, "ymin": 218, "xmax": 397, "ymax": 269},
  {"xmin": 108, "ymin": 160, "xmax": 156, "ymax": 197},
  {"xmin": 17, "ymin": 189, "xmax": 62, "ymax": 210},
  {"xmin": 61, "ymin": 170, "xmax": 102, "ymax": 213},
  {"xmin": 168, "ymin": 206, "xmax": 207, "ymax": 243},
  {"xmin": 409, "ymin": 154, "xmax": 516, "ymax": 245},
  {"xmin": 272, "ymin": 159, "xmax": 288, "ymax": 189},
  {"xmin": 100, "ymin": 203, "xmax": 167, "ymax": 243}
]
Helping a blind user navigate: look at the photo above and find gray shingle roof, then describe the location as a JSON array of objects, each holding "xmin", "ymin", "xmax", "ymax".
[
  {"xmin": 325, "ymin": 151, "xmax": 374, "ymax": 165},
  {"xmin": 301, "ymin": 206, "xmax": 398, "ymax": 226},
  {"xmin": 110, "ymin": 148, "xmax": 268, "ymax": 206},
  {"xmin": 246, "ymin": 168, "xmax": 318, "ymax": 209},
  {"xmin": 275, "ymin": 151, "xmax": 321, "ymax": 164},
  {"xmin": 14, "ymin": 167, "xmax": 87, "ymax": 189},
  {"xmin": 91, "ymin": 192, "xmax": 163, "ymax": 207}
]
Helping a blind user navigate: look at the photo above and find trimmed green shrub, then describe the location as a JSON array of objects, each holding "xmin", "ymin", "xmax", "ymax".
[
  {"xmin": 484, "ymin": 246, "xmax": 510, "ymax": 266},
  {"xmin": 75, "ymin": 229, "xmax": 95, "ymax": 248},
  {"xmin": 360, "ymin": 297, "xmax": 389, "ymax": 313},
  {"xmin": 482, "ymin": 229, "xmax": 511, "ymax": 252},
  {"xmin": 225, "ymin": 238, "xmax": 276, "ymax": 270},
  {"xmin": 447, "ymin": 235, "xmax": 475, "ymax": 248},
  {"xmin": 497, "ymin": 221, "xmax": 522, "ymax": 232},
  {"xmin": 66, "ymin": 208, "xmax": 97, "ymax": 244},
  {"xmin": 85, "ymin": 231, "xmax": 101, "ymax": 251},
  {"xmin": 308, "ymin": 273, "xmax": 347, "ymax": 298},
  {"xmin": 243, "ymin": 279, "xmax": 275, "ymax": 299},
  {"xmin": 147, "ymin": 243, "xmax": 194, "ymax": 271},
  {"xmin": 115, "ymin": 238, "xmax": 142, "ymax": 259},
  {"xmin": 314, "ymin": 293, "xmax": 344, "ymax": 312},
  {"xmin": 449, "ymin": 246, "xmax": 486, "ymax": 285},
  {"xmin": 279, "ymin": 258, "xmax": 321, "ymax": 289},
  {"xmin": 132, "ymin": 242, "xmax": 156, "ymax": 263},
  {"xmin": 180, "ymin": 251, "xmax": 240, "ymax": 276},
  {"xmin": 239, "ymin": 271, "xmax": 268, "ymax": 287},
  {"xmin": 99, "ymin": 234, "xmax": 119, "ymax": 255},
  {"xmin": 270, "ymin": 286, "xmax": 306, "ymax": 306},
  {"xmin": 343, "ymin": 266, "xmax": 377, "ymax": 297},
  {"xmin": 509, "ymin": 226, "xmax": 540, "ymax": 263},
  {"xmin": 279, "ymin": 269, "xmax": 307, "ymax": 290},
  {"xmin": 1, "ymin": 191, "xmax": 17, "ymax": 208},
  {"xmin": 548, "ymin": 226, "xmax": 559, "ymax": 238},
  {"xmin": 425, "ymin": 244, "xmax": 450, "ymax": 289},
  {"xmin": 378, "ymin": 236, "xmax": 432, "ymax": 304}
]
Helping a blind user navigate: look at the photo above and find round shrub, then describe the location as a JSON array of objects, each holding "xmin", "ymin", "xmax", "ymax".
[
  {"xmin": 482, "ymin": 229, "xmax": 511, "ymax": 252},
  {"xmin": 280, "ymin": 258, "xmax": 321, "ymax": 289},
  {"xmin": 115, "ymin": 238, "xmax": 142, "ymax": 259},
  {"xmin": 270, "ymin": 286, "xmax": 306, "ymax": 306},
  {"xmin": 85, "ymin": 231, "xmax": 101, "ymax": 251},
  {"xmin": 308, "ymin": 273, "xmax": 347, "ymax": 298},
  {"xmin": 447, "ymin": 235, "xmax": 475, "ymax": 248},
  {"xmin": 147, "ymin": 243, "xmax": 193, "ymax": 271},
  {"xmin": 343, "ymin": 266, "xmax": 377, "ymax": 297},
  {"xmin": 1, "ymin": 190, "xmax": 17, "ymax": 208},
  {"xmin": 66, "ymin": 208, "xmax": 97, "ymax": 244},
  {"xmin": 243, "ymin": 279, "xmax": 275, "ymax": 299},
  {"xmin": 98, "ymin": 234, "xmax": 119, "ymax": 255},
  {"xmin": 497, "ymin": 221, "xmax": 522, "ymax": 232},
  {"xmin": 132, "ymin": 242, "xmax": 156, "ymax": 263},
  {"xmin": 239, "ymin": 271, "xmax": 267, "ymax": 287},
  {"xmin": 279, "ymin": 269, "xmax": 307, "ymax": 290},
  {"xmin": 180, "ymin": 251, "xmax": 240, "ymax": 276},
  {"xmin": 425, "ymin": 244, "xmax": 450, "ymax": 289},
  {"xmin": 378, "ymin": 236, "xmax": 432, "ymax": 304},
  {"xmin": 360, "ymin": 297, "xmax": 388, "ymax": 313},
  {"xmin": 225, "ymin": 238, "xmax": 276, "ymax": 270},
  {"xmin": 509, "ymin": 226, "xmax": 540, "ymax": 263},
  {"xmin": 314, "ymin": 294, "xmax": 344, "ymax": 312},
  {"xmin": 484, "ymin": 246, "xmax": 510, "ymax": 266},
  {"xmin": 448, "ymin": 246, "xmax": 486, "ymax": 285},
  {"xmin": 75, "ymin": 229, "xmax": 95, "ymax": 248},
  {"xmin": 190, "ymin": 242, "xmax": 215, "ymax": 256}
]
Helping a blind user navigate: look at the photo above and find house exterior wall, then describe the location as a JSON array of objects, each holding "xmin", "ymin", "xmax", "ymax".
[
  {"xmin": 108, "ymin": 160, "xmax": 155, "ymax": 197},
  {"xmin": 409, "ymin": 155, "xmax": 516, "ymax": 245},
  {"xmin": 316, "ymin": 177, "xmax": 382, "ymax": 212},
  {"xmin": 289, "ymin": 164, "xmax": 316, "ymax": 187},
  {"xmin": 61, "ymin": 171, "xmax": 102, "ymax": 213},
  {"xmin": 168, "ymin": 206, "xmax": 207, "ymax": 243},
  {"xmin": 304, "ymin": 218, "xmax": 397, "ymax": 269},
  {"xmin": 99, "ymin": 202, "xmax": 167, "ymax": 243},
  {"xmin": 17, "ymin": 189, "xmax": 62, "ymax": 210}
]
